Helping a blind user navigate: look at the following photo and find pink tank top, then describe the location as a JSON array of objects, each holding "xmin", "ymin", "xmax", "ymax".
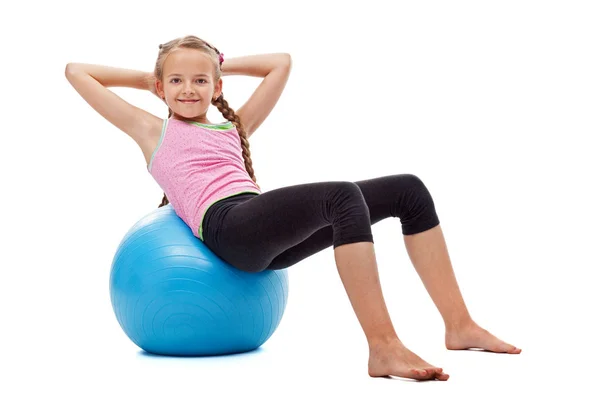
[{"xmin": 147, "ymin": 118, "xmax": 261, "ymax": 240}]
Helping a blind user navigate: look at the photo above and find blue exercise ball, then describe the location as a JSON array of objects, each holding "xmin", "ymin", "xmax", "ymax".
[{"xmin": 109, "ymin": 204, "xmax": 289, "ymax": 356}]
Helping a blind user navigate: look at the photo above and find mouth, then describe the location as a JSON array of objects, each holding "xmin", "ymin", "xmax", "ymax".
[{"xmin": 178, "ymin": 100, "xmax": 199, "ymax": 104}]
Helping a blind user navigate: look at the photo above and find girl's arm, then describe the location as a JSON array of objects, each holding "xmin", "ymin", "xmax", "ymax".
[
  {"xmin": 67, "ymin": 63, "xmax": 153, "ymax": 90},
  {"xmin": 221, "ymin": 53, "xmax": 292, "ymax": 137},
  {"xmin": 65, "ymin": 63, "xmax": 159, "ymax": 155},
  {"xmin": 221, "ymin": 53, "xmax": 291, "ymax": 77}
]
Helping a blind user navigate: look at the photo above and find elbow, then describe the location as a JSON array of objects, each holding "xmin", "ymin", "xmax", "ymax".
[
  {"xmin": 281, "ymin": 53, "xmax": 292, "ymax": 68},
  {"xmin": 65, "ymin": 63, "xmax": 89, "ymax": 76},
  {"xmin": 65, "ymin": 63, "xmax": 81, "ymax": 78},
  {"xmin": 273, "ymin": 53, "xmax": 292, "ymax": 74},
  {"xmin": 267, "ymin": 54, "xmax": 291, "ymax": 77}
]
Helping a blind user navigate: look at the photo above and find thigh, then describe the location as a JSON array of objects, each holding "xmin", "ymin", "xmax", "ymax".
[
  {"xmin": 204, "ymin": 181, "xmax": 365, "ymax": 272},
  {"xmin": 267, "ymin": 174, "xmax": 434, "ymax": 269}
]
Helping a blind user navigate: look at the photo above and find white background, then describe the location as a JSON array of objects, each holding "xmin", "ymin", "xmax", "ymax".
[{"xmin": 2, "ymin": 0, "xmax": 598, "ymax": 398}]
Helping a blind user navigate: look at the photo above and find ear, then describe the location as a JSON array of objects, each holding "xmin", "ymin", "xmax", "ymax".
[
  {"xmin": 156, "ymin": 79, "xmax": 165, "ymax": 98},
  {"xmin": 213, "ymin": 78, "xmax": 223, "ymax": 100}
]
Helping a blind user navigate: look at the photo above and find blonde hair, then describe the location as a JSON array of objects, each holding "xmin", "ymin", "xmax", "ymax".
[{"xmin": 154, "ymin": 35, "xmax": 259, "ymax": 207}]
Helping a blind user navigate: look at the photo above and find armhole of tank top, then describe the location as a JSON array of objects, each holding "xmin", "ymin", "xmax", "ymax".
[{"xmin": 147, "ymin": 118, "xmax": 168, "ymax": 172}]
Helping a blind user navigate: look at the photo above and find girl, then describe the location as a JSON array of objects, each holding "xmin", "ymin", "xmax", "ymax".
[{"xmin": 65, "ymin": 35, "xmax": 520, "ymax": 381}]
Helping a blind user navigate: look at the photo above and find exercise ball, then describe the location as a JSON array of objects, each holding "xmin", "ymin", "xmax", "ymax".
[{"xmin": 109, "ymin": 204, "xmax": 289, "ymax": 356}]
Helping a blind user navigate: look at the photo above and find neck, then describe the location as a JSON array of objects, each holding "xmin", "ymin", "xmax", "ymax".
[{"xmin": 171, "ymin": 114, "xmax": 212, "ymax": 124}]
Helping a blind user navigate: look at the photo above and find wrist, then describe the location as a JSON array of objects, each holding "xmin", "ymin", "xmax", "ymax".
[
  {"xmin": 144, "ymin": 73, "xmax": 155, "ymax": 91},
  {"xmin": 219, "ymin": 54, "xmax": 291, "ymax": 78}
]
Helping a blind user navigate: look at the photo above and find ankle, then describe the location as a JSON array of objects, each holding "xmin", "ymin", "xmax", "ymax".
[
  {"xmin": 368, "ymin": 334, "xmax": 401, "ymax": 350},
  {"xmin": 444, "ymin": 315, "xmax": 475, "ymax": 333}
]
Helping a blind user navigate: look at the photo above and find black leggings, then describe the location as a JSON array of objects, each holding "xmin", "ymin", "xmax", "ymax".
[{"xmin": 201, "ymin": 174, "xmax": 440, "ymax": 273}]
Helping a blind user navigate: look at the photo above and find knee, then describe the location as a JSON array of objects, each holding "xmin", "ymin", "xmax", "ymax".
[
  {"xmin": 401, "ymin": 174, "xmax": 435, "ymax": 203},
  {"xmin": 402, "ymin": 174, "xmax": 429, "ymax": 192},
  {"xmin": 333, "ymin": 181, "xmax": 363, "ymax": 194},
  {"xmin": 395, "ymin": 174, "xmax": 439, "ymax": 234},
  {"xmin": 389, "ymin": 174, "xmax": 436, "ymax": 209},
  {"xmin": 330, "ymin": 181, "xmax": 365, "ymax": 203},
  {"xmin": 328, "ymin": 181, "xmax": 369, "ymax": 215}
]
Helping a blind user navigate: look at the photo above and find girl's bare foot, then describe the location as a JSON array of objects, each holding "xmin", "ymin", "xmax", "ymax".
[
  {"xmin": 446, "ymin": 320, "xmax": 521, "ymax": 354},
  {"xmin": 368, "ymin": 338, "xmax": 450, "ymax": 381}
]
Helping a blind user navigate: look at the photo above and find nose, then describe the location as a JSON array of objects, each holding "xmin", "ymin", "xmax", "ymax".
[{"xmin": 183, "ymin": 82, "xmax": 195, "ymax": 94}]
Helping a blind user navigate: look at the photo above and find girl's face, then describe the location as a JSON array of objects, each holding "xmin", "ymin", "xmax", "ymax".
[{"xmin": 158, "ymin": 48, "xmax": 222, "ymax": 120}]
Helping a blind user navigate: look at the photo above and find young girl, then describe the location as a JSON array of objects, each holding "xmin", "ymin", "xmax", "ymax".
[{"xmin": 65, "ymin": 35, "xmax": 520, "ymax": 381}]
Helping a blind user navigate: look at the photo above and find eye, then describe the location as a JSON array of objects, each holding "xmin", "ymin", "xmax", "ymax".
[{"xmin": 170, "ymin": 78, "xmax": 208, "ymax": 84}]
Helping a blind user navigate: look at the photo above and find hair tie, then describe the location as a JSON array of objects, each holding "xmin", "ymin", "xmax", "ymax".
[{"xmin": 219, "ymin": 53, "xmax": 224, "ymax": 64}]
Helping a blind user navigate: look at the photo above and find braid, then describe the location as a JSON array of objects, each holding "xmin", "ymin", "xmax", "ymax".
[
  {"xmin": 213, "ymin": 95, "xmax": 260, "ymax": 191},
  {"xmin": 159, "ymin": 193, "xmax": 169, "ymax": 207}
]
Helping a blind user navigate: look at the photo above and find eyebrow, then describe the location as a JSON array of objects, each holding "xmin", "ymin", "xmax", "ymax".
[{"xmin": 167, "ymin": 73, "xmax": 210, "ymax": 78}]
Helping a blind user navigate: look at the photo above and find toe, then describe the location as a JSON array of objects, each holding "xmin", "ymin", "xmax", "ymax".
[
  {"xmin": 499, "ymin": 343, "xmax": 517, "ymax": 353},
  {"xmin": 424, "ymin": 367, "xmax": 441, "ymax": 380},
  {"xmin": 437, "ymin": 372, "xmax": 450, "ymax": 381},
  {"xmin": 410, "ymin": 369, "xmax": 428, "ymax": 379},
  {"xmin": 489, "ymin": 340, "xmax": 519, "ymax": 353}
]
